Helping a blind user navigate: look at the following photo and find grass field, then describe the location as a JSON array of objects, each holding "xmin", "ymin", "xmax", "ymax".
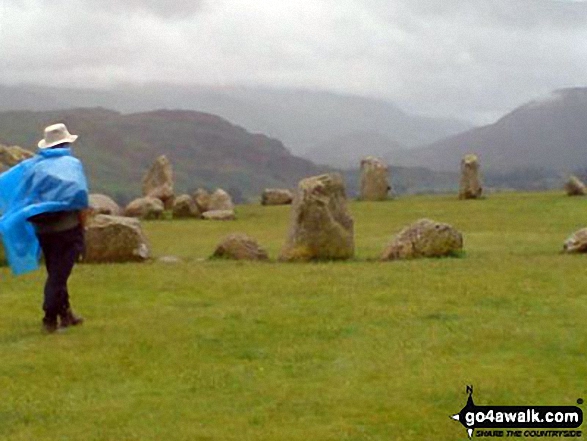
[{"xmin": 0, "ymin": 191, "xmax": 586, "ymax": 440}]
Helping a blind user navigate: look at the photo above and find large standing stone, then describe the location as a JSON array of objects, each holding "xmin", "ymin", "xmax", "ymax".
[
  {"xmin": 208, "ymin": 189, "xmax": 234, "ymax": 211},
  {"xmin": 381, "ymin": 218, "xmax": 463, "ymax": 260},
  {"xmin": 564, "ymin": 175, "xmax": 587, "ymax": 196},
  {"xmin": 142, "ymin": 155, "xmax": 174, "ymax": 209},
  {"xmin": 261, "ymin": 189, "xmax": 294, "ymax": 206},
  {"xmin": 360, "ymin": 156, "xmax": 391, "ymax": 201},
  {"xmin": 212, "ymin": 233, "xmax": 269, "ymax": 260},
  {"xmin": 279, "ymin": 173, "xmax": 354, "ymax": 261},
  {"xmin": 563, "ymin": 228, "xmax": 587, "ymax": 253},
  {"xmin": 84, "ymin": 215, "xmax": 150, "ymax": 263},
  {"xmin": 192, "ymin": 188, "xmax": 211, "ymax": 213},
  {"xmin": 172, "ymin": 194, "xmax": 200, "ymax": 218},
  {"xmin": 124, "ymin": 196, "xmax": 164, "ymax": 220},
  {"xmin": 459, "ymin": 154, "xmax": 483, "ymax": 199},
  {"xmin": 0, "ymin": 144, "xmax": 34, "ymax": 168},
  {"xmin": 89, "ymin": 194, "xmax": 122, "ymax": 216}
]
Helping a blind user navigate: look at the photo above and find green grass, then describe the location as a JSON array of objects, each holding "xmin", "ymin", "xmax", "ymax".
[{"xmin": 1, "ymin": 191, "xmax": 586, "ymax": 440}]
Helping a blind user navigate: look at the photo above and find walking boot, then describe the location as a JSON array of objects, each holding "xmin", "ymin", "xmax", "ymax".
[
  {"xmin": 59, "ymin": 308, "xmax": 84, "ymax": 328},
  {"xmin": 42, "ymin": 316, "xmax": 58, "ymax": 334}
]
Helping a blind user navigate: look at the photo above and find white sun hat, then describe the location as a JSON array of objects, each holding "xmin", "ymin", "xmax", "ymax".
[{"xmin": 38, "ymin": 123, "xmax": 78, "ymax": 149}]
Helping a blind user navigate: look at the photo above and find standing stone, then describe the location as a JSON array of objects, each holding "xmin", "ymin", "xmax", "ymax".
[
  {"xmin": 124, "ymin": 196, "xmax": 164, "ymax": 220},
  {"xmin": 360, "ymin": 156, "xmax": 391, "ymax": 201},
  {"xmin": 172, "ymin": 194, "xmax": 200, "ymax": 218},
  {"xmin": 89, "ymin": 194, "xmax": 122, "ymax": 216},
  {"xmin": 279, "ymin": 173, "xmax": 354, "ymax": 261},
  {"xmin": 142, "ymin": 155, "xmax": 174, "ymax": 209},
  {"xmin": 459, "ymin": 154, "xmax": 483, "ymax": 199},
  {"xmin": 261, "ymin": 189, "xmax": 294, "ymax": 205},
  {"xmin": 84, "ymin": 215, "xmax": 150, "ymax": 263},
  {"xmin": 563, "ymin": 228, "xmax": 587, "ymax": 253},
  {"xmin": 381, "ymin": 219, "xmax": 463, "ymax": 260},
  {"xmin": 564, "ymin": 175, "xmax": 587, "ymax": 196},
  {"xmin": 212, "ymin": 233, "xmax": 269, "ymax": 260},
  {"xmin": 192, "ymin": 188, "xmax": 211, "ymax": 213},
  {"xmin": 0, "ymin": 144, "xmax": 34, "ymax": 168},
  {"xmin": 208, "ymin": 189, "xmax": 234, "ymax": 211}
]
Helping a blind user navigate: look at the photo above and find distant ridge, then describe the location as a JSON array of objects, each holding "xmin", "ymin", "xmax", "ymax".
[
  {"xmin": 0, "ymin": 107, "xmax": 327, "ymax": 202},
  {"xmin": 0, "ymin": 83, "xmax": 472, "ymax": 155},
  {"xmin": 400, "ymin": 88, "xmax": 587, "ymax": 173}
]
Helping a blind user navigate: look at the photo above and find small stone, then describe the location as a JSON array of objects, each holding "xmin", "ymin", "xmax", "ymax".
[
  {"xmin": 212, "ymin": 233, "xmax": 269, "ymax": 260},
  {"xmin": 172, "ymin": 194, "xmax": 200, "ymax": 218},
  {"xmin": 208, "ymin": 189, "xmax": 234, "ymax": 211},
  {"xmin": 202, "ymin": 210, "xmax": 236, "ymax": 221},
  {"xmin": 261, "ymin": 189, "xmax": 294, "ymax": 205},
  {"xmin": 563, "ymin": 228, "xmax": 587, "ymax": 253},
  {"xmin": 565, "ymin": 175, "xmax": 587, "ymax": 196},
  {"xmin": 192, "ymin": 188, "xmax": 211, "ymax": 213},
  {"xmin": 381, "ymin": 218, "xmax": 463, "ymax": 260},
  {"xmin": 124, "ymin": 196, "xmax": 164, "ymax": 220},
  {"xmin": 84, "ymin": 215, "xmax": 150, "ymax": 263},
  {"xmin": 89, "ymin": 194, "xmax": 122, "ymax": 216},
  {"xmin": 0, "ymin": 144, "xmax": 34, "ymax": 168}
]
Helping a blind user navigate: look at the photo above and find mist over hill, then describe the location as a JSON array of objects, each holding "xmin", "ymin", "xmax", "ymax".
[
  {"xmin": 398, "ymin": 88, "xmax": 587, "ymax": 177},
  {"xmin": 304, "ymin": 131, "xmax": 405, "ymax": 170},
  {"xmin": 0, "ymin": 83, "xmax": 472, "ymax": 156}
]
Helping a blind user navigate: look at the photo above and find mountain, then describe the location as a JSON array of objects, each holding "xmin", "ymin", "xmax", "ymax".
[
  {"xmin": 303, "ymin": 131, "xmax": 405, "ymax": 169},
  {"xmin": 0, "ymin": 83, "xmax": 472, "ymax": 156},
  {"xmin": 399, "ymin": 88, "xmax": 587, "ymax": 174},
  {"xmin": 0, "ymin": 108, "xmax": 328, "ymax": 203},
  {"xmin": 0, "ymin": 106, "xmax": 475, "ymax": 201}
]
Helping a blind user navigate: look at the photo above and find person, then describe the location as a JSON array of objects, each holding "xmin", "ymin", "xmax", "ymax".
[{"xmin": 0, "ymin": 123, "xmax": 89, "ymax": 333}]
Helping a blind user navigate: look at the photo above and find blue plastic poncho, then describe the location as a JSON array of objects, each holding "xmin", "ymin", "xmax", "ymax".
[{"xmin": 0, "ymin": 147, "xmax": 89, "ymax": 275}]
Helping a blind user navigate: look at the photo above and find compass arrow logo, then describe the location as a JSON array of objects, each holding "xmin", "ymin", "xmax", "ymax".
[{"xmin": 451, "ymin": 385, "xmax": 476, "ymax": 439}]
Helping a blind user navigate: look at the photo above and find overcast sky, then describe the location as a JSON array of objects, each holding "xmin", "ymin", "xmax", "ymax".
[{"xmin": 1, "ymin": 0, "xmax": 586, "ymax": 123}]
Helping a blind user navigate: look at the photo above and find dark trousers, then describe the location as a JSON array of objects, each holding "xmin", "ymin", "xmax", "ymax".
[{"xmin": 36, "ymin": 225, "xmax": 84, "ymax": 320}]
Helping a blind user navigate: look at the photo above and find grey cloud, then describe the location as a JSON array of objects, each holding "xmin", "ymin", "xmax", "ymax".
[
  {"xmin": 47, "ymin": 0, "xmax": 206, "ymax": 19},
  {"xmin": 100, "ymin": 0, "xmax": 205, "ymax": 18},
  {"xmin": 351, "ymin": 0, "xmax": 587, "ymax": 121},
  {"xmin": 367, "ymin": 0, "xmax": 587, "ymax": 29},
  {"xmin": 0, "ymin": 0, "xmax": 586, "ymax": 123}
]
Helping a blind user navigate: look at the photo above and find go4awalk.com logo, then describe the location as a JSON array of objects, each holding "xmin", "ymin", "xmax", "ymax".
[{"xmin": 451, "ymin": 386, "xmax": 584, "ymax": 439}]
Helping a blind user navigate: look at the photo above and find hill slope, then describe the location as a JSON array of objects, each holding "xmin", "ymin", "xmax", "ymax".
[
  {"xmin": 304, "ymin": 131, "xmax": 406, "ymax": 170},
  {"xmin": 0, "ymin": 84, "xmax": 472, "ymax": 155},
  {"xmin": 0, "ymin": 108, "xmax": 327, "ymax": 202},
  {"xmin": 400, "ymin": 88, "xmax": 587, "ymax": 173}
]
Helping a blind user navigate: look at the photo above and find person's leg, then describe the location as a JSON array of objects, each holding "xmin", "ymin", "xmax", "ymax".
[
  {"xmin": 37, "ymin": 233, "xmax": 61, "ymax": 332},
  {"xmin": 57, "ymin": 225, "xmax": 85, "ymax": 327},
  {"xmin": 38, "ymin": 225, "xmax": 85, "ymax": 332}
]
